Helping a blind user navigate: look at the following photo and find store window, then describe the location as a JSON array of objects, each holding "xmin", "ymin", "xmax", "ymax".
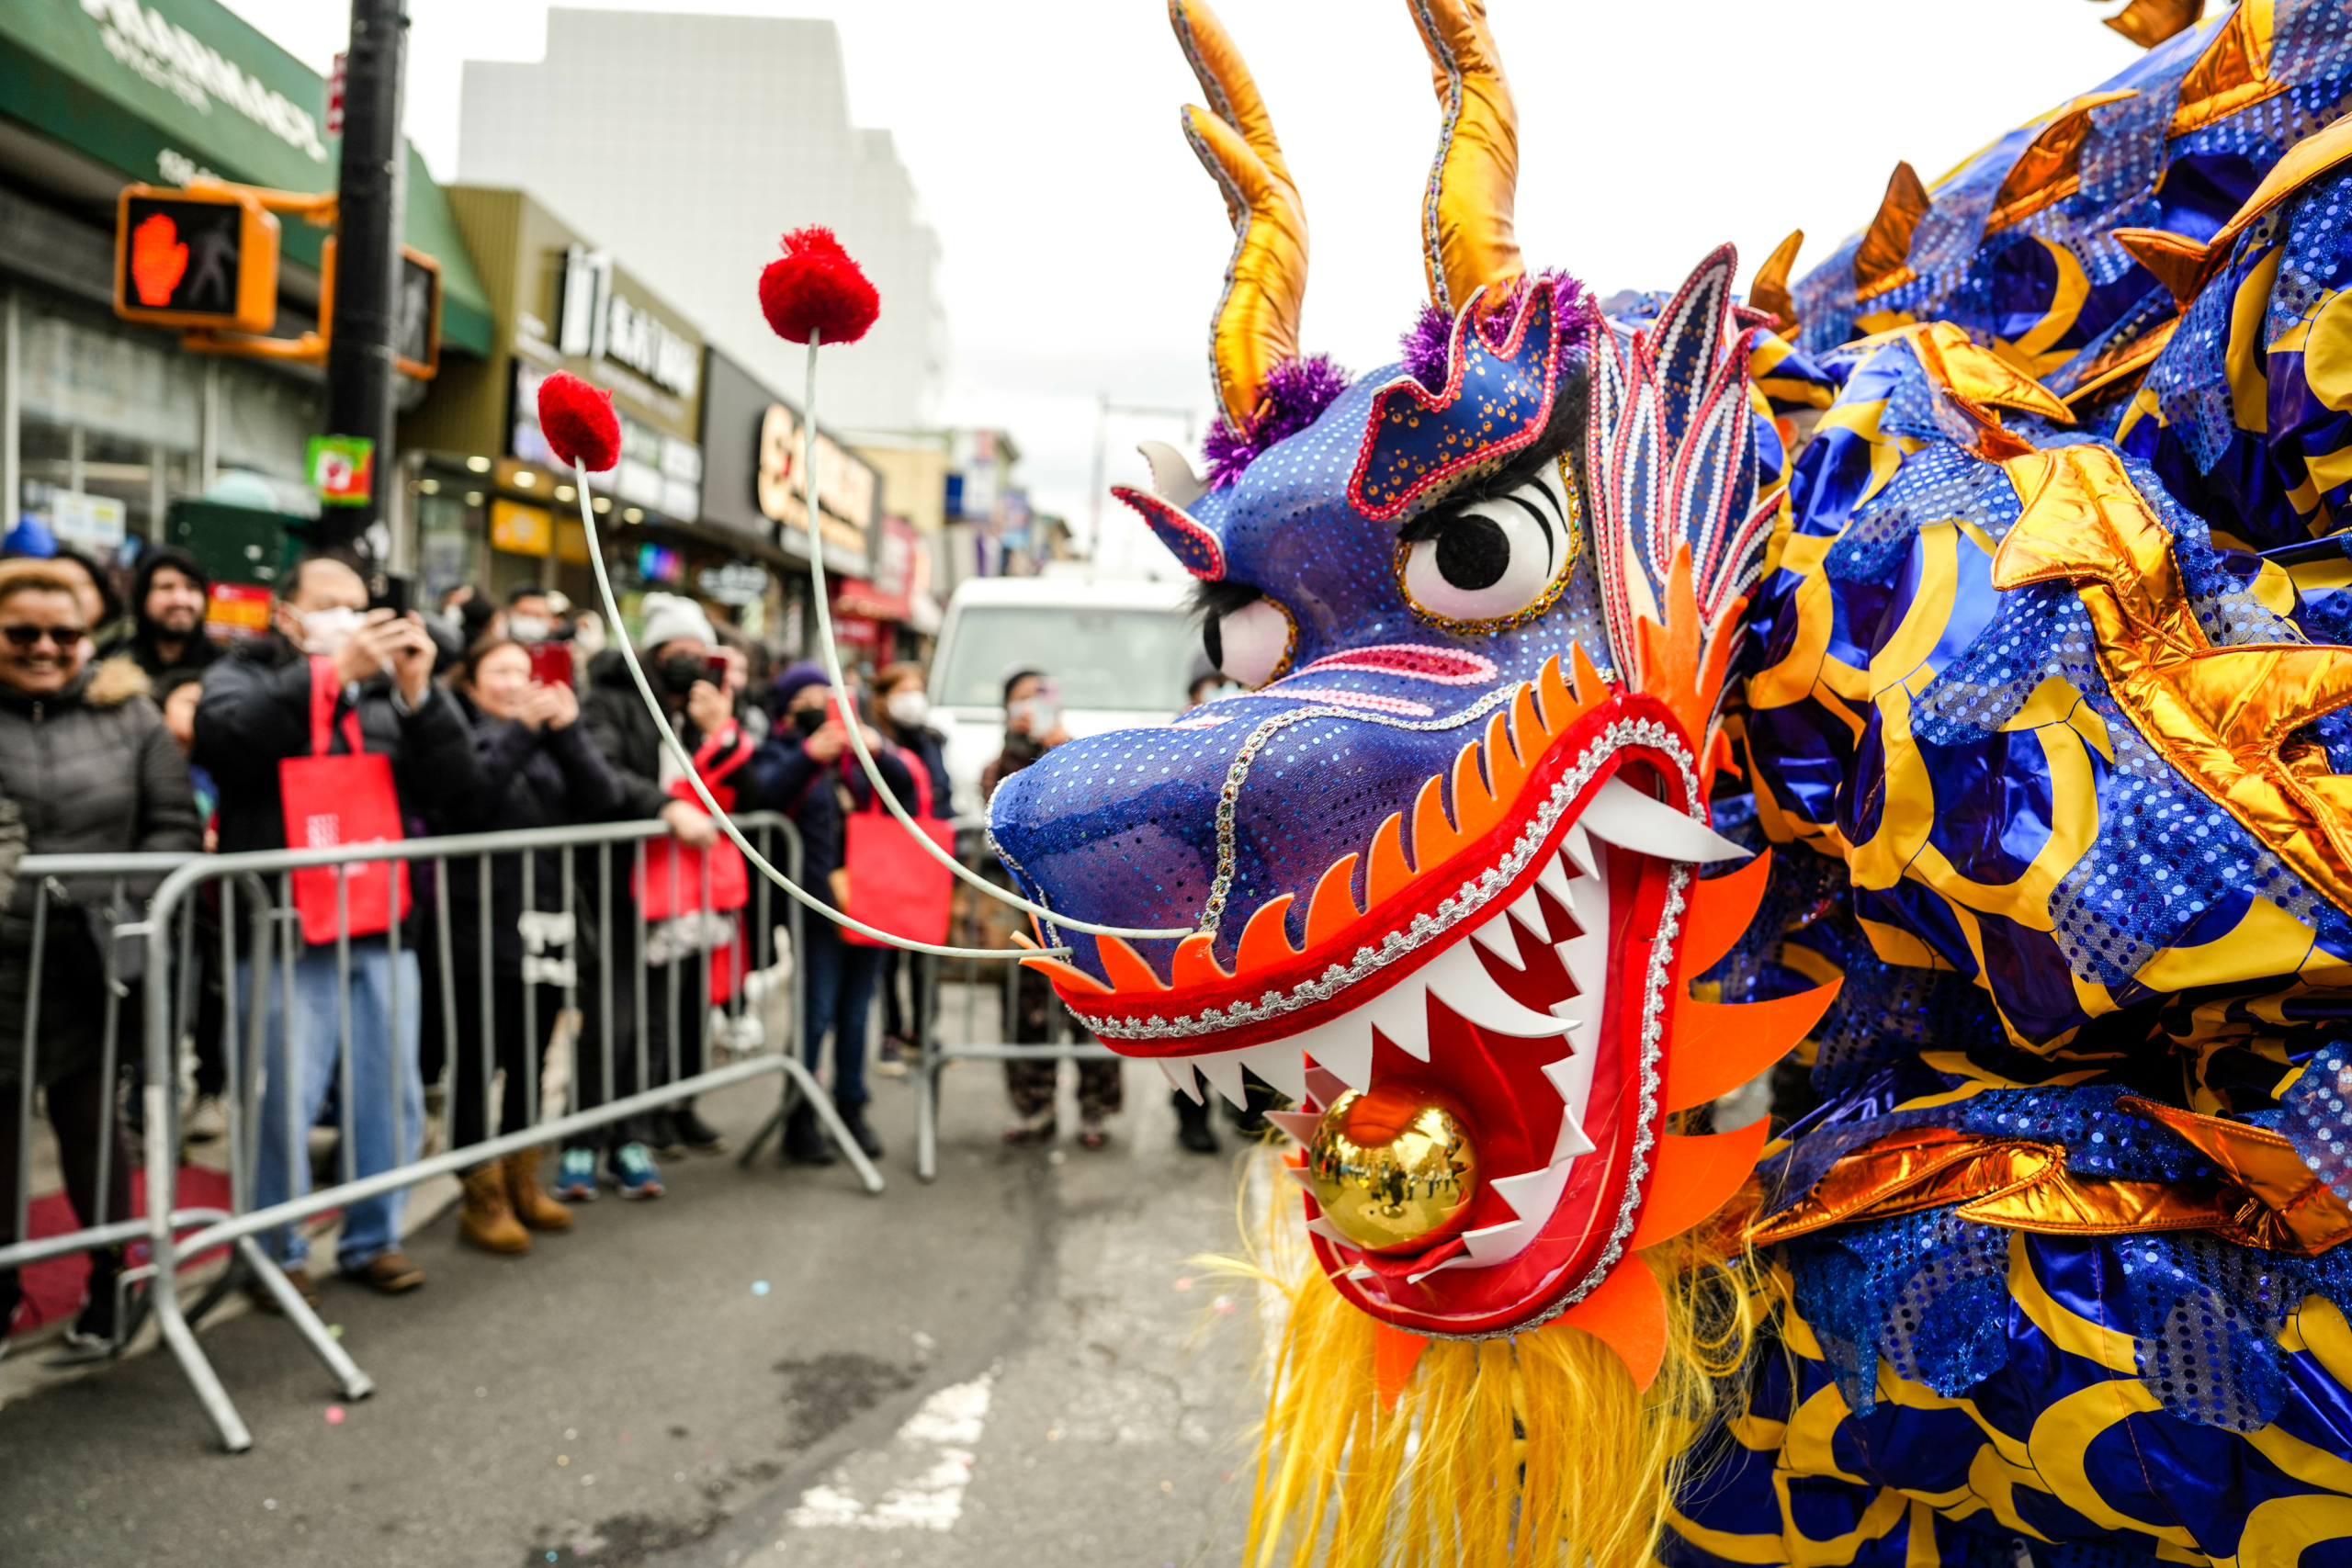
[{"xmin": 416, "ymin": 491, "xmax": 481, "ymax": 611}]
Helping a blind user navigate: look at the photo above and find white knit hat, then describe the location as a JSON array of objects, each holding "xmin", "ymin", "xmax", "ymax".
[{"xmin": 638, "ymin": 591, "xmax": 717, "ymax": 652}]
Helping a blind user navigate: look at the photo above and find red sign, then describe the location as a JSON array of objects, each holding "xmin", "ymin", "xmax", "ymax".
[
  {"xmin": 831, "ymin": 615, "xmax": 881, "ymax": 647},
  {"xmin": 327, "ymin": 53, "xmax": 345, "ymax": 135},
  {"xmin": 206, "ymin": 582, "xmax": 273, "ymax": 642}
]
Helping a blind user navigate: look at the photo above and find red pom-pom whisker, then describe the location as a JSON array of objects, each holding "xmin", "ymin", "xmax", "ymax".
[
  {"xmin": 759, "ymin": 225, "xmax": 880, "ymax": 346},
  {"xmin": 537, "ymin": 371, "xmax": 623, "ymax": 473}
]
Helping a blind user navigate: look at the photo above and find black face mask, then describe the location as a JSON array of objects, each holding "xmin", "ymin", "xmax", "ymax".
[
  {"xmin": 790, "ymin": 706, "xmax": 828, "ymax": 737},
  {"xmin": 658, "ymin": 654, "xmax": 705, "ymax": 695}
]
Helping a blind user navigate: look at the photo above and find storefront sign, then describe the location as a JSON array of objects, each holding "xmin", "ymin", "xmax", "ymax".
[
  {"xmin": 636, "ymin": 542, "xmax": 684, "ymax": 585},
  {"xmin": 77, "ymin": 0, "xmax": 329, "ymax": 163},
  {"xmin": 558, "ymin": 245, "xmax": 698, "ymax": 399},
  {"xmin": 51, "ymin": 491, "xmax": 126, "ymax": 556},
  {"xmin": 490, "ymin": 497, "xmax": 552, "ymax": 557},
  {"xmin": 511, "ymin": 362, "xmax": 700, "ymax": 523},
  {"xmin": 695, "ymin": 561, "xmax": 770, "ymax": 606},
  {"xmin": 306, "ymin": 434, "xmax": 371, "ymax": 506},
  {"xmin": 756, "ymin": 402, "xmax": 876, "ymax": 560}
]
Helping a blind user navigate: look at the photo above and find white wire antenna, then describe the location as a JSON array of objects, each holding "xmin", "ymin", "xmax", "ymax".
[
  {"xmin": 786, "ymin": 330, "xmax": 1197, "ymax": 945},
  {"xmin": 568, "ymin": 453, "xmax": 1068, "ymax": 962}
]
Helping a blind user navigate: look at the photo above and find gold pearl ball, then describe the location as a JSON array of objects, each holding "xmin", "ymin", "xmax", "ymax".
[{"xmin": 1305, "ymin": 1081, "xmax": 1481, "ymax": 1256}]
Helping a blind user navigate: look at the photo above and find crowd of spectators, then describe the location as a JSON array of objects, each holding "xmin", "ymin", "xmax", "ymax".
[{"xmin": 0, "ymin": 542, "xmax": 959, "ymax": 1351}]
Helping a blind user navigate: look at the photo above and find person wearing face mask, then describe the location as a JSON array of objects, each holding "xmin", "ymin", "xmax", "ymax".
[
  {"xmin": 868, "ymin": 661, "xmax": 950, "ymax": 1079},
  {"xmin": 0, "ymin": 560, "xmax": 196, "ymax": 1354},
  {"xmin": 443, "ymin": 636, "xmax": 629, "ymax": 1247},
  {"xmin": 752, "ymin": 661, "xmax": 915, "ymax": 1164},
  {"xmin": 979, "ymin": 668, "xmax": 1123, "ymax": 1149},
  {"xmin": 193, "ymin": 554, "xmax": 479, "ymax": 1303},
  {"xmin": 577, "ymin": 592, "xmax": 746, "ymax": 1178},
  {"xmin": 503, "ymin": 581, "xmax": 560, "ymax": 649}
]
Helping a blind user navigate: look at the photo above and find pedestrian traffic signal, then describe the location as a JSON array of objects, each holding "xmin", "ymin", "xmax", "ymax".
[
  {"xmin": 113, "ymin": 185, "xmax": 281, "ymax": 334},
  {"xmin": 396, "ymin": 247, "xmax": 442, "ymax": 379}
]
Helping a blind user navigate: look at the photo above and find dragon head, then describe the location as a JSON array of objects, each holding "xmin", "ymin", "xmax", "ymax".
[{"xmin": 986, "ymin": 0, "xmax": 1835, "ymax": 1365}]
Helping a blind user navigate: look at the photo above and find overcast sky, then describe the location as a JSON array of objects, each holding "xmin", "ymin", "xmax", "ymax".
[{"xmin": 222, "ymin": 0, "xmax": 2142, "ymax": 564}]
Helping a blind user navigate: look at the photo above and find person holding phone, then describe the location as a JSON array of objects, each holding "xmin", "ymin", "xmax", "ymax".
[
  {"xmin": 751, "ymin": 662, "xmax": 913, "ymax": 1165},
  {"xmin": 442, "ymin": 635, "xmax": 629, "ymax": 1251},
  {"xmin": 577, "ymin": 592, "xmax": 747, "ymax": 1187},
  {"xmin": 193, "ymin": 554, "xmax": 479, "ymax": 1301},
  {"xmin": 979, "ymin": 668, "xmax": 1121, "ymax": 1149},
  {"xmin": 869, "ymin": 661, "xmax": 950, "ymax": 1078}
]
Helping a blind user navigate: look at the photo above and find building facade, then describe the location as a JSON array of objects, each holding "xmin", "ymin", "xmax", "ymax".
[
  {"xmin": 456, "ymin": 9, "xmax": 946, "ymax": 437},
  {"xmin": 0, "ymin": 0, "xmax": 493, "ymax": 592}
]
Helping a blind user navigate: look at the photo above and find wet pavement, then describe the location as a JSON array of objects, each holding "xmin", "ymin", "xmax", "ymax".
[{"xmin": 0, "ymin": 1021, "xmax": 1271, "ymax": 1568}]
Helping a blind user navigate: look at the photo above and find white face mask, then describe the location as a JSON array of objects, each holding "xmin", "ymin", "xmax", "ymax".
[
  {"xmin": 507, "ymin": 614, "xmax": 549, "ymax": 644},
  {"xmin": 299, "ymin": 605, "xmax": 363, "ymax": 657},
  {"xmin": 887, "ymin": 690, "xmax": 930, "ymax": 728}
]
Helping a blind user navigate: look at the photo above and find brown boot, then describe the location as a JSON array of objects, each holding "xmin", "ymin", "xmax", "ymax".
[
  {"xmin": 503, "ymin": 1147, "xmax": 575, "ymax": 1234},
  {"xmin": 458, "ymin": 1164, "xmax": 530, "ymax": 1255}
]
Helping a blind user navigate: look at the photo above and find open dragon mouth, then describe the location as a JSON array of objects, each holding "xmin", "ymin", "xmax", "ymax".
[{"xmin": 1021, "ymin": 650, "xmax": 1817, "ymax": 1337}]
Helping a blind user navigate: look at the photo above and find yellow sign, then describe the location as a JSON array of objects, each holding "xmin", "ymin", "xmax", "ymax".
[
  {"xmin": 491, "ymin": 498, "xmax": 552, "ymax": 557},
  {"xmin": 554, "ymin": 517, "xmax": 591, "ymax": 565}
]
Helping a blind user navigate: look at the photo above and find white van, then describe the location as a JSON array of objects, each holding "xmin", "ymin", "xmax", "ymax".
[{"xmin": 928, "ymin": 574, "xmax": 1197, "ymax": 818}]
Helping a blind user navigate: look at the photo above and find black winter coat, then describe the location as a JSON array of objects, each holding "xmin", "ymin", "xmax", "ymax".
[
  {"xmin": 752, "ymin": 733, "xmax": 915, "ymax": 908},
  {"xmin": 0, "ymin": 658, "xmax": 202, "ymax": 1087},
  {"xmin": 581, "ymin": 647, "xmax": 741, "ymax": 820},
  {"xmin": 192, "ymin": 635, "xmax": 480, "ymax": 855},
  {"xmin": 443, "ymin": 693, "xmax": 631, "ymax": 974}
]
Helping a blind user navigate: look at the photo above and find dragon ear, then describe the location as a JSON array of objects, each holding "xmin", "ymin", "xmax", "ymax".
[
  {"xmin": 1136, "ymin": 440, "xmax": 1208, "ymax": 508},
  {"xmin": 1114, "ymin": 486, "xmax": 1227, "ymax": 581}
]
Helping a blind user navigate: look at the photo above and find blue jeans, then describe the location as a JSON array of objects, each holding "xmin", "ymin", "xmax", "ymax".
[
  {"xmin": 802, "ymin": 919, "xmax": 881, "ymax": 1110},
  {"xmin": 243, "ymin": 941, "xmax": 424, "ymax": 1271}
]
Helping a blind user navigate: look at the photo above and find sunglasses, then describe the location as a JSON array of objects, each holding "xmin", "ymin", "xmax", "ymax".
[{"xmin": 0, "ymin": 623, "xmax": 89, "ymax": 650}]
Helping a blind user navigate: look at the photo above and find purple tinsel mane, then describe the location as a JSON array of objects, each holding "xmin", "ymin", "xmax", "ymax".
[
  {"xmin": 1402, "ymin": 269, "xmax": 1592, "ymax": 390},
  {"xmin": 1203, "ymin": 355, "xmax": 1351, "ymax": 488}
]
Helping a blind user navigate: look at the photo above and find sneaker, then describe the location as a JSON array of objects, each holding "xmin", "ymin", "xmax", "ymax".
[
  {"xmin": 671, "ymin": 1104, "xmax": 729, "ymax": 1155},
  {"xmin": 1078, "ymin": 1117, "xmax": 1110, "ymax": 1151},
  {"xmin": 63, "ymin": 1272, "xmax": 124, "ymax": 1354},
  {"xmin": 244, "ymin": 1263, "xmax": 320, "ymax": 1314},
  {"xmin": 607, "ymin": 1142, "xmax": 666, "ymax": 1200},
  {"xmin": 554, "ymin": 1148, "xmax": 600, "ymax": 1202},
  {"xmin": 873, "ymin": 1036, "xmax": 910, "ymax": 1078},
  {"xmin": 183, "ymin": 1094, "xmax": 227, "ymax": 1145}
]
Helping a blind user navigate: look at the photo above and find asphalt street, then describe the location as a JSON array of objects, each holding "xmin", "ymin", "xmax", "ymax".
[{"xmin": 0, "ymin": 1030, "xmax": 1272, "ymax": 1567}]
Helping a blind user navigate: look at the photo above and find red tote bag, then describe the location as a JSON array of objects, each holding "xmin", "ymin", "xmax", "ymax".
[
  {"xmin": 842, "ymin": 760, "xmax": 956, "ymax": 948},
  {"xmin": 632, "ymin": 837, "xmax": 751, "ymax": 920},
  {"xmin": 279, "ymin": 658, "xmax": 410, "ymax": 946}
]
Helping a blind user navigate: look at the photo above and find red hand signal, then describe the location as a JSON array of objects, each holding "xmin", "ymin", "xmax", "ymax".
[{"xmin": 130, "ymin": 212, "xmax": 188, "ymax": 306}]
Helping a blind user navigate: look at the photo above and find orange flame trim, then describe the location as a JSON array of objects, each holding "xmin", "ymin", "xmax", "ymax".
[
  {"xmin": 1665, "ymin": 986, "xmax": 1838, "ymax": 1114},
  {"xmin": 1629, "ymin": 1121, "xmax": 1770, "ymax": 1251},
  {"xmin": 1555, "ymin": 1250, "xmax": 1667, "ymax": 1391},
  {"xmin": 1680, "ymin": 849, "xmax": 1773, "ymax": 979}
]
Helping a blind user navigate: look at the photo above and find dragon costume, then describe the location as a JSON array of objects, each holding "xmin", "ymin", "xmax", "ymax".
[{"xmin": 988, "ymin": 2, "xmax": 2352, "ymax": 1562}]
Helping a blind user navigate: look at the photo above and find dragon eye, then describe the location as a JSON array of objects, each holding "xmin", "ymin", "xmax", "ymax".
[
  {"xmin": 1400, "ymin": 460, "xmax": 1574, "ymax": 626},
  {"xmin": 1204, "ymin": 597, "xmax": 1294, "ymax": 688}
]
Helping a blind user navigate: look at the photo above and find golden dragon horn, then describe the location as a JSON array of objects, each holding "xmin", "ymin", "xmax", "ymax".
[
  {"xmin": 1170, "ymin": 0, "xmax": 1307, "ymax": 432},
  {"xmin": 1408, "ymin": 0, "xmax": 1523, "ymax": 316}
]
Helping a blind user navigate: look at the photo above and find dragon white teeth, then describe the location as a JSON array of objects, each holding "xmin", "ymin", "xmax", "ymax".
[
  {"xmin": 1505, "ymin": 887, "xmax": 1548, "ymax": 942},
  {"xmin": 1360, "ymin": 979, "xmax": 1431, "ymax": 1061},
  {"xmin": 1533, "ymin": 846, "xmax": 1573, "ymax": 907},
  {"xmin": 1159, "ymin": 1059, "xmax": 1204, "ymax": 1104},
  {"xmin": 1558, "ymin": 820, "xmax": 1599, "ymax": 881},
  {"xmin": 1304, "ymin": 1215, "xmax": 1353, "ymax": 1247},
  {"xmin": 1468, "ymin": 911, "xmax": 1526, "ymax": 970},
  {"xmin": 1541, "ymin": 1055, "xmax": 1600, "ymax": 1159},
  {"xmin": 1295, "ymin": 1015, "xmax": 1374, "ymax": 1093},
  {"xmin": 1418, "ymin": 942, "xmax": 1572, "ymax": 1039},
  {"xmin": 1197, "ymin": 1053, "xmax": 1250, "ymax": 1111},
  {"xmin": 1266, "ymin": 1109, "xmax": 1323, "ymax": 1145},
  {"xmin": 1489, "ymin": 1162, "xmax": 1574, "ymax": 1225},
  {"xmin": 1580, "ymin": 775, "xmax": 1751, "ymax": 863},
  {"xmin": 1283, "ymin": 1163, "xmax": 1317, "ymax": 1192},
  {"xmin": 1240, "ymin": 1039, "xmax": 1310, "ymax": 1103}
]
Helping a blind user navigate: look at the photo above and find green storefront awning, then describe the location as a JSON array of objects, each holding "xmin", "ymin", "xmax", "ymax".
[{"xmin": 0, "ymin": 0, "xmax": 492, "ymax": 355}]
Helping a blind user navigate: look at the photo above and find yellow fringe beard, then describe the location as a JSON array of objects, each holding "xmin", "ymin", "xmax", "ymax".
[{"xmin": 1224, "ymin": 1160, "xmax": 1759, "ymax": 1568}]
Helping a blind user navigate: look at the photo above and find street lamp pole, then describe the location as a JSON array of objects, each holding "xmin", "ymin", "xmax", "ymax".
[{"xmin": 321, "ymin": 0, "xmax": 409, "ymax": 562}]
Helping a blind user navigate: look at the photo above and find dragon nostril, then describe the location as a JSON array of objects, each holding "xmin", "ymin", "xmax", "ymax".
[{"xmin": 1434, "ymin": 514, "xmax": 1511, "ymax": 591}]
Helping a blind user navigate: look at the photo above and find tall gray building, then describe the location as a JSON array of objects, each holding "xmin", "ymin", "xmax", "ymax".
[{"xmin": 458, "ymin": 9, "xmax": 945, "ymax": 434}]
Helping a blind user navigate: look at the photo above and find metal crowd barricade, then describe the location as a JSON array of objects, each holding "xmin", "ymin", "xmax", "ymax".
[
  {"xmin": 4, "ymin": 810, "xmax": 887, "ymax": 1453},
  {"xmin": 911, "ymin": 816, "xmax": 1116, "ymax": 1182}
]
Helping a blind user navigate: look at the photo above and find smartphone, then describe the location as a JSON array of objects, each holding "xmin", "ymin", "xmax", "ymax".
[
  {"xmin": 702, "ymin": 654, "xmax": 730, "ymax": 689},
  {"xmin": 374, "ymin": 572, "xmax": 413, "ymax": 617},
  {"xmin": 528, "ymin": 640, "xmax": 574, "ymax": 689}
]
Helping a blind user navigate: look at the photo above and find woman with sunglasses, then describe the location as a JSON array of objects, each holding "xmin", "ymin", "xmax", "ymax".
[{"xmin": 0, "ymin": 558, "xmax": 200, "ymax": 1355}]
